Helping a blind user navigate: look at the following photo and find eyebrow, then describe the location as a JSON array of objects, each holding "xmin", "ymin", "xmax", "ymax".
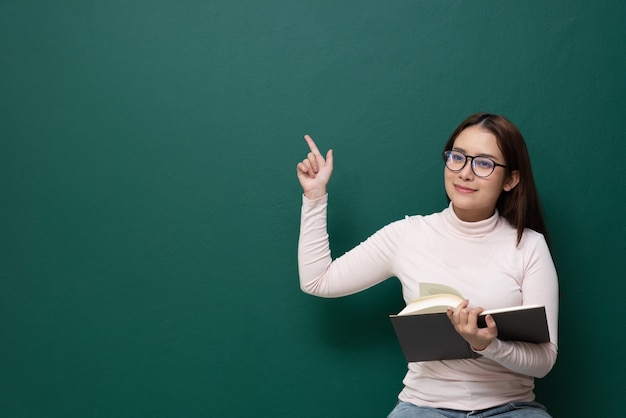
[{"xmin": 452, "ymin": 147, "xmax": 500, "ymax": 160}]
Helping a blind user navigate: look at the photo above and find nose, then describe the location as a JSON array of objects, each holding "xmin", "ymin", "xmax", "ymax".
[{"xmin": 458, "ymin": 157, "xmax": 475, "ymax": 179}]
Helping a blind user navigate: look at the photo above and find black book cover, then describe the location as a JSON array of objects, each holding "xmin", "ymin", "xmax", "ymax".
[{"xmin": 390, "ymin": 306, "xmax": 549, "ymax": 362}]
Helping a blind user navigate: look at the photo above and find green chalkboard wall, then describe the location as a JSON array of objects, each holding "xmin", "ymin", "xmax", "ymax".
[{"xmin": 1, "ymin": 1, "xmax": 625, "ymax": 417}]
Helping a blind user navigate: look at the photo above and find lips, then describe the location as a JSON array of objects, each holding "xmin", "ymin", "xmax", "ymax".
[{"xmin": 454, "ymin": 184, "xmax": 477, "ymax": 193}]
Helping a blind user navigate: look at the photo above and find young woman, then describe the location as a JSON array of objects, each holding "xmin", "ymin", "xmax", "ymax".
[{"xmin": 296, "ymin": 113, "xmax": 559, "ymax": 417}]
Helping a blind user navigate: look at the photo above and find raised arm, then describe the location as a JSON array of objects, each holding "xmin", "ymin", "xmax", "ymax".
[{"xmin": 296, "ymin": 135, "xmax": 401, "ymax": 297}]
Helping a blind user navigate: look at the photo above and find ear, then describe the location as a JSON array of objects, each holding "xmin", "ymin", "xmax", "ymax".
[{"xmin": 503, "ymin": 170, "xmax": 520, "ymax": 192}]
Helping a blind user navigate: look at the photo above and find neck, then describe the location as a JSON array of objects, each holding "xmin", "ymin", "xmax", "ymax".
[{"xmin": 451, "ymin": 204, "xmax": 496, "ymax": 222}]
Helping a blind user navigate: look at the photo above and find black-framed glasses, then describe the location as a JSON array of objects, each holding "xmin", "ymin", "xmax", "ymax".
[{"xmin": 443, "ymin": 150, "xmax": 508, "ymax": 178}]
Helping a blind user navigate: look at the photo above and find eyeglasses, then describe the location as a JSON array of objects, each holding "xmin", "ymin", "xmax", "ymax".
[{"xmin": 443, "ymin": 150, "xmax": 508, "ymax": 178}]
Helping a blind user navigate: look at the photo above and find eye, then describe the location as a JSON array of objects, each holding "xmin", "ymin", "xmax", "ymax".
[
  {"xmin": 450, "ymin": 152, "xmax": 465, "ymax": 162},
  {"xmin": 474, "ymin": 158, "xmax": 495, "ymax": 169}
]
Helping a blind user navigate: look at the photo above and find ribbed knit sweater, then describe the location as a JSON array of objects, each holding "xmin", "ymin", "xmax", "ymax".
[{"xmin": 298, "ymin": 194, "xmax": 559, "ymax": 410}]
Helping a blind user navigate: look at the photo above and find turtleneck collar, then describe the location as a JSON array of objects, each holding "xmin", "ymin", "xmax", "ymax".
[{"xmin": 442, "ymin": 202, "xmax": 501, "ymax": 238}]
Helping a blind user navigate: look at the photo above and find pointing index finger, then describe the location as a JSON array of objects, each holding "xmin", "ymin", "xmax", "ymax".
[{"xmin": 304, "ymin": 134, "xmax": 322, "ymax": 155}]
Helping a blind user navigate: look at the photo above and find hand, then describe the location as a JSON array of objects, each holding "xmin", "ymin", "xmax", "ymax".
[
  {"xmin": 296, "ymin": 135, "xmax": 334, "ymax": 200},
  {"xmin": 446, "ymin": 299, "xmax": 498, "ymax": 351}
]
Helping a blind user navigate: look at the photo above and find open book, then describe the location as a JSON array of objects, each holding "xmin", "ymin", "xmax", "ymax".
[{"xmin": 389, "ymin": 283, "xmax": 550, "ymax": 362}]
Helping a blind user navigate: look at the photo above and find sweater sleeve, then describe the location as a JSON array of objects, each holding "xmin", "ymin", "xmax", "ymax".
[
  {"xmin": 297, "ymin": 194, "xmax": 403, "ymax": 297},
  {"xmin": 474, "ymin": 233, "xmax": 559, "ymax": 378}
]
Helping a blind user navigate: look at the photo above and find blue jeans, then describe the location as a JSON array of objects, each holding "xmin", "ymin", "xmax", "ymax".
[{"xmin": 388, "ymin": 401, "xmax": 551, "ymax": 418}]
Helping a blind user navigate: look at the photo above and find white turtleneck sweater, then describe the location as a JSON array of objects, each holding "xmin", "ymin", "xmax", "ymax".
[{"xmin": 298, "ymin": 195, "xmax": 559, "ymax": 411}]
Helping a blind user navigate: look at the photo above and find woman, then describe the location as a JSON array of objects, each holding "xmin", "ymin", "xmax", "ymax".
[{"xmin": 296, "ymin": 113, "xmax": 559, "ymax": 417}]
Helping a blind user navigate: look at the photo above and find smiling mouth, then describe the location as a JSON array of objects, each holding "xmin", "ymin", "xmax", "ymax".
[{"xmin": 454, "ymin": 184, "xmax": 477, "ymax": 193}]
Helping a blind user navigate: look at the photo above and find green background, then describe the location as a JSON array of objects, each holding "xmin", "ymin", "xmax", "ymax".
[{"xmin": 2, "ymin": 1, "xmax": 624, "ymax": 417}]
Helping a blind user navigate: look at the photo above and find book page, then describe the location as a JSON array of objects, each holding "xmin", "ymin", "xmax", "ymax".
[
  {"xmin": 481, "ymin": 304, "xmax": 543, "ymax": 316},
  {"xmin": 398, "ymin": 294, "xmax": 465, "ymax": 315}
]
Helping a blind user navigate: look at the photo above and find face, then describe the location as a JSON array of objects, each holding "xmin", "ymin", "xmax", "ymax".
[{"xmin": 444, "ymin": 125, "xmax": 519, "ymax": 222}]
